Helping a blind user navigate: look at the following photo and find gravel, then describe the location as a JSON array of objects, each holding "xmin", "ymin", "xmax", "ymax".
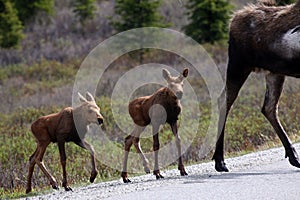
[{"xmin": 23, "ymin": 143, "xmax": 300, "ymax": 200}]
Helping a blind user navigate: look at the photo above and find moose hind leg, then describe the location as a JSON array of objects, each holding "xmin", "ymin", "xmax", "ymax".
[
  {"xmin": 35, "ymin": 141, "xmax": 59, "ymax": 190},
  {"xmin": 153, "ymin": 133, "xmax": 164, "ymax": 179},
  {"xmin": 121, "ymin": 125, "xmax": 145, "ymax": 183},
  {"xmin": 262, "ymin": 74, "xmax": 300, "ymax": 168},
  {"xmin": 26, "ymin": 148, "xmax": 38, "ymax": 193}
]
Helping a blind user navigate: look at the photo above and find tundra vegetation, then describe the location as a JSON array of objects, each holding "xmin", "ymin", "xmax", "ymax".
[{"xmin": 0, "ymin": 0, "xmax": 299, "ymax": 199}]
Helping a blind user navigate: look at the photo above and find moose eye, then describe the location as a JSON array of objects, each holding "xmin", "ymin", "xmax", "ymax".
[{"xmin": 88, "ymin": 109, "xmax": 93, "ymax": 113}]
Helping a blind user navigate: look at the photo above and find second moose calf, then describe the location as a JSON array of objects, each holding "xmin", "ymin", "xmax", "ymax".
[{"xmin": 121, "ymin": 68, "xmax": 189, "ymax": 183}]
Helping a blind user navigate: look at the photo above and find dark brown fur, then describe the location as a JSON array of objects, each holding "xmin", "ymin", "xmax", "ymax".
[
  {"xmin": 213, "ymin": 0, "xmax": 300, "ymax": 172},
  {"xmin": 129, "ymin": 87, "xmax": 181, "ymax": 127}
]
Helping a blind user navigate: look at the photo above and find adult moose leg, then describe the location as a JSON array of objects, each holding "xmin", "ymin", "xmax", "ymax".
[
  {"xmin": 213, "ymin": 55, "xmax": 251, "ymax": 172},
  {"xmin": 170, "ymin": 121, "xmax": 188, "ymax": 176},
  {"xmin": 262, "ymin": 74, "xmax": 300, "ymax": 167},
  {"xmin": 75, "ymin": 140, "xmax": 98, "ymax": 183},
  {"xmin": 58, "ymin": 142, "xmax": 72, "ymax": 191}
]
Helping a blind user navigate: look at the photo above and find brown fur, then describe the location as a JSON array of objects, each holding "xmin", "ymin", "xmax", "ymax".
[
  {"xmin": 121, "ymin": 68, "xmax": 188, "ymax": 183},
  {"xmin": 213, "ymin": 0, "xmax": 300, "ymax": 172},
  {"xmin": 26, "ymin": 92, "xmax": 103, "ymax": 193},
  {"xmin": 129, "ymin": 87, "xmax": 181, "ymax": 127}
]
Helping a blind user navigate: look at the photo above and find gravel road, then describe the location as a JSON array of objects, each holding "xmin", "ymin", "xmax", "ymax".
[{"xmin": 24, "ymin": 143, "xmax": 300, "ymax": 200}]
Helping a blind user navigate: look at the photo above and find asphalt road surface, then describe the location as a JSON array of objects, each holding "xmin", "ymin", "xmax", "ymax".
[{"xmin": 26, "ymin": 143, "xmax": 300, "ymax": 200}]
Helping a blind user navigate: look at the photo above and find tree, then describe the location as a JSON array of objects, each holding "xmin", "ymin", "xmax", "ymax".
[
  {"xmin": 0, "ymin": 0, "xmax": 23, "ymax": 48},
  {"xmin": 73, "ymin": 0, "xmax": 97, "ymax": 24},
  {"xmin": 111, "ymin": 0, "xmax": 170, "ymax": 64},
  {"xmin": 184, "ymin": 0, "xmax": 233, "ymax": 44},
  {"xmin": 111, "ymin": 0, "xmax": 168, "ymax": 32},
  {"xmin": 276, "ymin": 0, "xmax": 295, "ymax": 5},
  {"xmin": 11, "ymin": 0, "xmax": 54, "ymax": 23}
]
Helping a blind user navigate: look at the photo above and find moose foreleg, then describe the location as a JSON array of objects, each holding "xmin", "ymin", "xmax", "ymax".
[
  {"xmin": 153, "ymin": 132, "xmax": 164, "ymax": 179},
  {"xmin": 58, "ymin": 142, "xmax": 72, "ymax": 191},
  {"xmin": 171, "ymin": 122, "xmax": 187, "ymax": 176},
  {"xmin": 213, "ymin": 60, "xmax": 251, "ymax": 172},
  {"xmin": 122, "ymin": 135, "xmax": 134, "ymax": 183},
  {"xmin": 262, "ymin": 74, "xmax": 300, "ymax": 168},
  {"xmin": 75, "ymin": 140, "xmax": 98, "ymax": 183}
]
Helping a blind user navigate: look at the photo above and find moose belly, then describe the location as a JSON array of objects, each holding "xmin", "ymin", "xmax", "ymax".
[{"xmin": 271, "ymin": 27, "xmax": 300, "ymax": 59}]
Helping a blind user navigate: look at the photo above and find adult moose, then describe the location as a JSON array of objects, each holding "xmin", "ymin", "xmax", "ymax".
[
  {"xmin": 213, "ymin": 0, "xmax": 300, "ymax": 172},
  {"xmin": 121, "ymin": 68, "xmax": 189, "ymax": 183},
  {"xmin": 26, "ymin": 92, "xmax": 104, "ymax": 193}
]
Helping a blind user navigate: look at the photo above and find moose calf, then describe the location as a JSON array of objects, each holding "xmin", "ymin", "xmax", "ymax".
[
  {"xmin": 26, "ymin": 92, "xmax": 103, "ymax": 193},
  {"xmin": 121, "ymin": 68, "xmax": 189, "ymax": 183}
]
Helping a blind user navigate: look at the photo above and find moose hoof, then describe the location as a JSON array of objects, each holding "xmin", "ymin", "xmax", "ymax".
[
  {"xmin": 153, "ymin": 170, "xmax": 164, "ymax": 179},
  {"xmin": 121, "ymin": 171, "xmax": 131, "ymax": 183},
  {"xmin": 180, "ymin": 169, "xmax": 188, "ymax": 176},
  {"xmin": 52, "ymin": 185, "xmax": 59, "ymax": 190},
  {"xmin": 90, "ymin": 171, "xmax": 98, "ymax": 183},
  {"xmin": 64, "ymin": 186, "xmax": 73, "ymax": 192},
  {"xmin": 215, "ymin": 160, "xmax": 229, "ymax": 172},
  {"xmin": 286, "ymin": 147, "xmax": 300, "ymax": 168},
  {"xmin": 25, "ymin": 188, "xmax": 32, "ymax": 194},
  {"xmin": 144, "ymin": 166, "xmax": 151, "ymax": 174},
  {"xmin": 123, "ymin": 178, "xmax": 132, "ymax": 183},
  {"xmin": 155, "ymin": 174, "xmax": 164, "ymax": 179},
  {"xmin": 178, "ymin": 165, "xmax": 188, "ymax": 176}
]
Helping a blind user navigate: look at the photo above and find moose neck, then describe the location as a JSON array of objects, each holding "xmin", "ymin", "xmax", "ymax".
[
  {"xmin": 73, "ymin": 106, "xmax": 89, "ymax": 138},
  {"xmin": 165, "ymin": 87, "xmax": 180, "ymax": 103}
]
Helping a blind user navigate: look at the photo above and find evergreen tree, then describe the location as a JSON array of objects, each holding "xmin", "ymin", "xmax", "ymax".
[
  {"xmin": 111, "ymin": 0, "xmax": 168, "ymax": 32},
  {"xmin": 276, "ymin": 0, "xmax": 295, "ymax": 5},
  {"xmin": 184, "ymin": 0, "xmax": 233, "ymax": 44},
  {"xmin": 73, "ymin": 0, "xmax": 96, "ymax": 24},
  {"xmin": 0, "ymin": 0, "xmax": 23, "ymax": 48},
  {"xmin": 11, "ymin": 0, "xmax": 54, "ymax": 23},
  {"xmin": 111, "ymin": 0, "xmax": 170, "ymax": 64}
]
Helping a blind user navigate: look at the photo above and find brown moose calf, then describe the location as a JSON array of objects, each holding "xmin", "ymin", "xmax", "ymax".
[
  {"xmin": 26, "ymin": 92, "xmax": 103, "ymax": 193},
  {"xmin": 121, "ymin": 68, "xmax": 189, "ymax": 183}
]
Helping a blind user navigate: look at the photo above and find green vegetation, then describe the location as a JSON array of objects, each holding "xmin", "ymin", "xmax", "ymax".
[
  {"xmin": 0, "ymin": 0, "xmax": 54, "ymax": 48},
  {"xmin": 184, "ymin": 0, "xmax": 233, "ymax": 44},
  {"xmin": 0, "ymin": 59, "xmax": 78, "ymax": 96},
  {"xmin": 1, "ymin": 0, "xmax": 300, "ymax": 199},
  {"xmin": 0, "ymin": 0, "xmax": 23, "ymax": 48},
  {"xmin": 11, "ymin": 0, "xmax": 54, "ymax": 23},
  {"xmin": 1, "ymin": 68, "xmax": 300, "ymax": 199},
  {"xmin": 111, "ymin": 0, "xmax": 169, "ymax": 32},
  {"xmin": 73, "ymin": 0, "xmax": 97, "ymax": 24},
  {"xmin": 277, "ymin": 0, "xmax": 295, "ymax": 5}
]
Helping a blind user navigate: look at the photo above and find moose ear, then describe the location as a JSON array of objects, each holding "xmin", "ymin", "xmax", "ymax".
[
  {"xmin": 162, "ymin": 68, "xmax": 171, "ymax": 81},
  {"xmin": 182, "ymin": 68, "xmax": 189, "ymax": 78},
  {"xmin": 85, "ymin": 91, "xmax": 95, "ymax": 102},
  {"xmin": 78, "ymin": 92, "xmax": 87, "ymax": 102}
]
